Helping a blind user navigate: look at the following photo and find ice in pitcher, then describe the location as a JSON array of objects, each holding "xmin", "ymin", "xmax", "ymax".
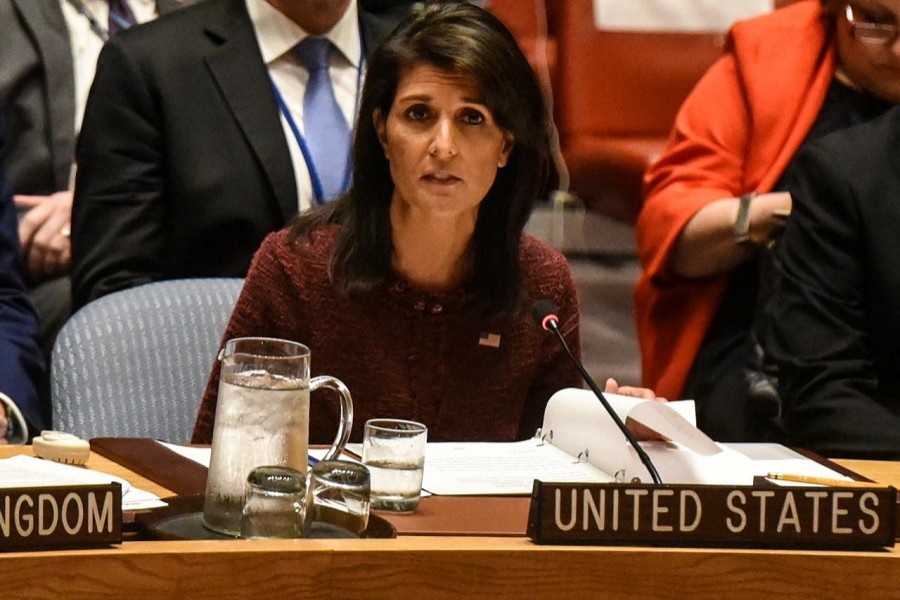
[{"xmin": 203, "ymin": 370, "xmax": 309, "ymax": 536}]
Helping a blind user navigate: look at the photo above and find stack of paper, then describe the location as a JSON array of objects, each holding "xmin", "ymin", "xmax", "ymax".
[{"xmin": 0, "ymin": 455, "xmax": 166, "ymax": 511}]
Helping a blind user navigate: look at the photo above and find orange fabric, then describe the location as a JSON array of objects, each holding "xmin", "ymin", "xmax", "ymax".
[{"xmin": 635, "ymin": 0, "xmax": 836, "ymax": 400}]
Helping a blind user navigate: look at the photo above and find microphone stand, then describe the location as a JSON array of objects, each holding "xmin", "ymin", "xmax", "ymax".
[{"xmin": 543, "ymin": 319, "xmax": 663, "ymax": 485}]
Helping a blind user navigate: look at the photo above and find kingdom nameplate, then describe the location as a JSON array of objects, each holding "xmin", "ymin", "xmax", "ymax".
[
  {"xmin": 0, "ymin": 483, "xmax": 122, "ymax": 551},
  {"xmin": 527, "ymin": 481, "xmax": 896, "ymax": 549}
]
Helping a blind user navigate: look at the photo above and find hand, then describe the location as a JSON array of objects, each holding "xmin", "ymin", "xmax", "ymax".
[
  {"xmin": 603, "ymin": 378, "xmax": 669, "ymax": 441},
  {"xmin": 603, "ymin": 377, "xmax": 659, "ymax": 400},
  {"xmin": 15, "ymin": 191, "xmax": 73, "ymax": 283},
  {"xmin": 0, "ymin": 403, "xmax": 8, "ymax": 444}
]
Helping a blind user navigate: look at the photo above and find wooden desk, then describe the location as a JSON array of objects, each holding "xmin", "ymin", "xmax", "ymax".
[
  {"xmin": 2, "ymin": 448, "xmax": 898, "ymax": 600},
  {"xmin": 836, "ymin": 458, "xmax": 900, "ymax": 488}
]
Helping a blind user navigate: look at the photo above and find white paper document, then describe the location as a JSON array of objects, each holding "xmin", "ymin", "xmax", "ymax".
[
  {"xmin": 158, "ymin": 393, "xmax": 856, "ymax": 497},
  {"xmin": 421, "ymin": 440, "xmax": 612, "ymax": 495},
  {"xmin": 0, "ymin": 455, "xmax": 167, "ymax": 510},
  {"xmin": 415, "ymin": 390, "xmax": 854, "ymax": 495},
  {"xmin": 418, "ymin": 441, "xmax": 852, "ymax": 496},
  {"xmin": 723, "ymin": 443, "xmax": 856, "ymax": 486},
  {"xmin": 158, "ymin": 442, "xmax": 356, "ymax": 467},
  {"xmin": 541, "ymin": 389, "xmax": 727, "ymax": 483},
  {"xmin": 159, "ymin": 441, "xmax": 212, "ymax": 467}
]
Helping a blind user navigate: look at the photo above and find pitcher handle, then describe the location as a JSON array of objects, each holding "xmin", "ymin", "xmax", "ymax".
[{"xmin": 309, "ymin": 376, "xmax": 353, "ymax": 461}]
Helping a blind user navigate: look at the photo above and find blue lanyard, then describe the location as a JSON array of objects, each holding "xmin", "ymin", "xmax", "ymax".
[{"xmin": 271, "ymin": 48, "xmax": 364, "ymax": 205}]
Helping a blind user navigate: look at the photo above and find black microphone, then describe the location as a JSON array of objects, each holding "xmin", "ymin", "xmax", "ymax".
[{"xmin": 531, "ymin": 299, "xmax": 663, "ymax": 484}]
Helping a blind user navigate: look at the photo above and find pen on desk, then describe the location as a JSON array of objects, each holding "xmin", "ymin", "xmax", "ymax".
[{"xmin": 766, "ymin": 472, "xmax": 882, "ymax": 488}]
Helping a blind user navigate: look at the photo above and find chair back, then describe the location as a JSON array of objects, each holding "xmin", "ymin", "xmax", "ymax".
[
  {"xmin": 51, "ymin": 278, "xmax": 244, "ymax": 443},
  {"xmin": 485, "ymin": 0, "xmax": 558, "ymax": 84},
  {"xmin": 553, "ymin": 0, "xmax": 726, "ymax": 221},
  {"xmin": 555, "ymin": 0, "xmax": 726, "ymax": 141}
]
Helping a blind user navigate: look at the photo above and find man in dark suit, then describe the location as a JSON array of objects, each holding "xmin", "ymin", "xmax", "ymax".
[
  {"xmin": 0, "ymin": 115, "xmax": 45, "ymax": 441},
  {"xmin": 71, "ymin": 0, "xmax": 414, "ymax": 310},
  {"xmin": 766, "ymin": 105, "xmax": 900, "ymax": 460},
  {"xmin": 1, "ymin": 0, "xmax": 194, "ymax": 364}
]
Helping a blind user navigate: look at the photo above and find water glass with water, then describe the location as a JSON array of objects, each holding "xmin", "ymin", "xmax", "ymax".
[{"xmin": 362, "ymin": 419, "xmax": 427, "ymax": 512}]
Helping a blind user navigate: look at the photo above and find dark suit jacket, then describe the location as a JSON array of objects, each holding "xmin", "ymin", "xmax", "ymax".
[
  {"xmin": 0, "ymin": 117, "xmax": 45, "ymax": 432},
  {"xmin": 0, "ymin": 0, "xmax": 190, "ymax": 195},
  {"xmin": 71, "ymin": 0, "xmax": 409, "ymax": 309},
  {"xmin": 766, "ymin": 105, "xmax": 900, "ymax": 460}
]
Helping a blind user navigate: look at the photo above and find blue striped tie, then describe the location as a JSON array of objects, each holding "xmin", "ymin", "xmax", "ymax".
[
  {"xmin": 107, "ymin": 0, "xmax": 137, "ymax": 36},
  {"xmin": 293, "ymin": 37, "xmax": 351, "ymax": 203}
]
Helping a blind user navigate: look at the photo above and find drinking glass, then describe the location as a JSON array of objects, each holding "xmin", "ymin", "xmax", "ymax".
[
  {"xmin": 362, "ymin": 419, "xmax": 427, "ymax": 512},
  {"xmin": 306, "ymin": 460, "xmax": 370, "ymax": 536},
  {"xmin": 240, "ymin": 465, "xmax": 308, "ymax": 539}
]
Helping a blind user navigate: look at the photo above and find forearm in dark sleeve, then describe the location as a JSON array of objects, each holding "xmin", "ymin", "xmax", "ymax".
[
  {"xmin": 0, "ymin": 154, "xmax": 44, "ymax": 432},
  {"xmin": 71, "ymin": 40, "xmax": 166, "ymax": 310}
]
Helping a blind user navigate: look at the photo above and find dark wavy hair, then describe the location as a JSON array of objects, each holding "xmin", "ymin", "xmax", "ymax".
[{"xmin": 290, "ymin": 2, "xmax": 554, "ymax": 316}]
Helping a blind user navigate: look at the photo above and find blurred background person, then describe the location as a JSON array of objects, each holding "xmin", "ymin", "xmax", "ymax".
[
  {"xmin": 0, "ymin": 0, "xmax": 194, "ymax": 404},
  {"xmin": 71, "ymin": 0, "xmax": 416, "ymax": 310},
  {"xmin": 767, "ymin": 105, "xmax": 900, "ymax": 459},
  {"xmin": 194, "ymin": 3, "xmax": 657, "ymax": 445},
  {"xmin": 0, "ymin": 114, "xmax": 46, "ymax": 442},
  {"xmin": 635, "ymin": 0, "xmax": 900, "ymax": 441}
]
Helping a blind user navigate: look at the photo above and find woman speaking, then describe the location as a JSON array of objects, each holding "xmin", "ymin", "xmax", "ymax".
[{"xmin": 192, "ymin": 3, "xmax": 654, "ymax": 445}]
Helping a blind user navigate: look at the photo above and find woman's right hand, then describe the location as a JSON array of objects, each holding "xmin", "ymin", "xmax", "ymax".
[{"xmin": 603, "ymin": 378, "xmax": 669, "ymax": 441}]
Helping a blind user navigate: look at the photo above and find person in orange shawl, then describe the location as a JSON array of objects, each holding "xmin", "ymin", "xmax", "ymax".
[{"xmin": 635, "ymin": 0, "xmax": 900, "ymax": 441}]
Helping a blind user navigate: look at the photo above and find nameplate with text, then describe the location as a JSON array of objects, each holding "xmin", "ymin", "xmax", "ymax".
[
  {"xmin": 0, "ymin": 483, "xmax": 122, "ymax": 552},
  {"xmin": 527, "ymin": 481, "xmax": 896, "ymax": 549}
]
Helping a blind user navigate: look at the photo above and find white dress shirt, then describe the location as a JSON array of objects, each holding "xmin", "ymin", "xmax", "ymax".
[
  {"xmin": 245, "ymin": 0, "xmax": 363, "ymax": 212},
  {"xmin": 60, "ymin": 0, "xmax": 158, "ymax": 133}
]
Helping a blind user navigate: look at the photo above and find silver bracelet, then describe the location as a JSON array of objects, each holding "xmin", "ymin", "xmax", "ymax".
[{"xmin": 733, "ymin": 192, "xmax": 758, "ymax": 246}]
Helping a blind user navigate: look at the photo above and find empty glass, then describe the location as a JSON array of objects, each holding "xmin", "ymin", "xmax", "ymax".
[
  {"xmin": 306, "ymin": 460, "xmax": 371, "ymax": 537},
  {"xmin": 240, "ymin": 466, "xmax": 308, "ymax": 539}
]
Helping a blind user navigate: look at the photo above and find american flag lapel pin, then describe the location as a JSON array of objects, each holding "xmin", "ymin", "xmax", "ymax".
[{"xmin": 478, "ymin": 332, "xmax": 501, "ymax": 348}]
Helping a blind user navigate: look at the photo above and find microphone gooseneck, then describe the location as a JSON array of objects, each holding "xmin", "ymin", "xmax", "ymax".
[{"xmin": 531, "ymin": 300, "xmax": 663, "ymax": 484}]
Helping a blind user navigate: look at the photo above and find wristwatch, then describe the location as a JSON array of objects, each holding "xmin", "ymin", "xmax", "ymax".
[{"xmin": 733, "ymin": 192, "xmax": 757, "ymax": 246}]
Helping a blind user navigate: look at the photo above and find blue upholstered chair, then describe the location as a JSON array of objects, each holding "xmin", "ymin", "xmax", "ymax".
[{"xmin": 51, "ymin": 278, "xmax": 244, "ymax": 442}]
